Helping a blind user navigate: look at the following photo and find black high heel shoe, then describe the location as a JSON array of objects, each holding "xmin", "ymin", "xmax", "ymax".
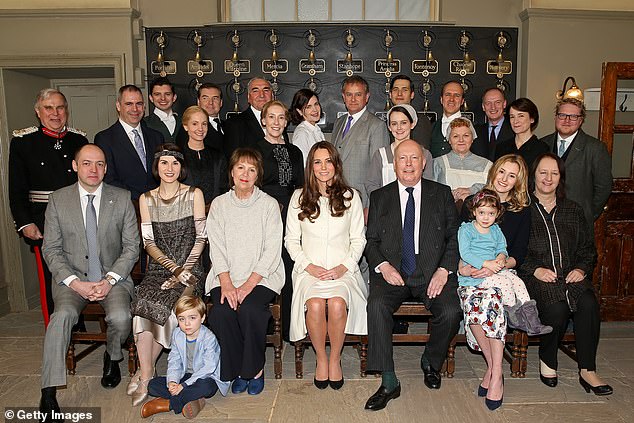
[
  {"xmin": 329, "ymin": 377, "xmax": 344, "ymax": 390},
  {"xmin": 579, "ymin": 376, "xmax": 613, "ymax": 396},
  {"xmin": 477, "ymin": 385, "xmax": 488, "ymax": 397},
  {"xmin": 540, "ymin": 373, "xmax": 558, "ymax": 388},
  {"xmin": 485, "ymin": 375, "xmax": 503, "ymax": 411},
  {"xmin": 313, "ymin": 378, "xmax": 329, "ymax": 390}
]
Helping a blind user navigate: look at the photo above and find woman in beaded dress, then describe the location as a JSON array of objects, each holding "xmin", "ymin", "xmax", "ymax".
[{"xmin": 128, "ymin": 143, "xmax": 207, "ymax": 406}]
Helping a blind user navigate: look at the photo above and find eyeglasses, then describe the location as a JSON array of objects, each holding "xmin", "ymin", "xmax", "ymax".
[{"xmin": 556, "ymin": 113, "xmax": 582, "ymax": 121}]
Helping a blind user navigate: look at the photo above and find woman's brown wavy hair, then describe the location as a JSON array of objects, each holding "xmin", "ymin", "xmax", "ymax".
[{"xmin": 298, "ymin": 141, "xmax": 353, "ymax": 222}]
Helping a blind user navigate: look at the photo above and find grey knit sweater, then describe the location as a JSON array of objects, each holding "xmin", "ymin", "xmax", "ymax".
[{"xmin": 205, "ymin": 186, "xmax": 285, "ymax": 294}]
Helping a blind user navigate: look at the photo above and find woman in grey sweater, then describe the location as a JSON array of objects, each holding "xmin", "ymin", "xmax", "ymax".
[{"xmin": 206, "ymin": 148, "xmax": 284, "ymax": 396}]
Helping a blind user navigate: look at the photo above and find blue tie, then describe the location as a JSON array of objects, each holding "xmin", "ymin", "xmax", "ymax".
[
  {"xmin": 558, "ymin": 139, "xmax": 567, "ymax": 157},
  {"xmin": 401, "ymin": 187, "xmax": 416, "ymax": 277},
  {"xmin": 132, "ymin": 129, "xmax": 147, "ymax": 171},
  {"xmin": 342, "ymin": 115, "xmax": 353, "ymax": 137}
]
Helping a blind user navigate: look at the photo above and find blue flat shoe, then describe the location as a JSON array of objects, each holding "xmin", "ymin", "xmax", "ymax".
[
  {"xmin": 248, "ymin": 373, "xmax": 265, "ymax": 395},
  {"xmin": 231, "ymin": 377, "xmax": 248, "ymax": 394}
]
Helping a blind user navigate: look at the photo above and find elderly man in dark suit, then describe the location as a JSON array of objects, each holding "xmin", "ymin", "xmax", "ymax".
[
  {"xmin": 473, "ymin": 87, "xmax": 514, "ymax": 161},
  {"xmin": 143, "ymin": 77, "xmax": 181, "ymax": 143},
  {"xmin": 95, "ymin": 84, "xmax": 163, "ymax": 200},
  {"xmin": 331, "ymin": 75, "xmax": 390, "ymax": 215},
  {"xmin": 39, "ymin": 144, "xmax": 139, "ymax": 420},
  {"xmin": 222, "ymin": 77, "xmax": 276, "ymax": 158},
  {"xmin": 364, "ymin": 140, "xmax": 461, "ymax": 411},
  {"xmin": 540, "ymin": 98, "xmax": 612, "ymax": 237}
]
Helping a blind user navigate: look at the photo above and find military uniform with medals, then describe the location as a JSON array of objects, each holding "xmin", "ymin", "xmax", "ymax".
[{"xmin": 8, "ymin": 125, "xmax": 88, "ymax": 321}]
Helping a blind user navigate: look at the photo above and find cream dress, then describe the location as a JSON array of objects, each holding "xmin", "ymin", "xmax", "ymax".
[{"xmin": 285, "ymin": 189, "xmax": 368, "ymax": 342}]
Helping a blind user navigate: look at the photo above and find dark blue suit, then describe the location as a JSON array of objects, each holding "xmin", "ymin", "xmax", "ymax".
[{"xmin": 95, "ymin": 121, "xmax": 163, "ymax": 200}]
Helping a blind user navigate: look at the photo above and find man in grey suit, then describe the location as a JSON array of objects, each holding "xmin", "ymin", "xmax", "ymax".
[
  {"xmin": 331, "ymin": 75, "xmax": 389, "ymax": 216},
  {"xmin": 540, "ymin": 98, "xmax": 612, "ymax": 237},
  {"xmin": 39, "ymin": 144, "xmax": 139, "ymax": 420},
  {"xmin": 364, "ymin": 140, "xmax": 461, "ymax": 411}
]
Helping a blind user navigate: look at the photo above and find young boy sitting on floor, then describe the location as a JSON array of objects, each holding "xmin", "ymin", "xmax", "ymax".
[{"xmin": 141, "ymin": 295, "xmax": 230, "ymax": 419}]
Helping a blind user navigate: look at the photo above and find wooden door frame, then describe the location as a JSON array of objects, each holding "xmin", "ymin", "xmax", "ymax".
[{"xmin": 596, "ymin": 61, "xmax": 634, "ymax": 320}]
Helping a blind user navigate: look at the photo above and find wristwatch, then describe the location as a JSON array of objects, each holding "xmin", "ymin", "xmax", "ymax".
[{"xmin": 105, "ymin": 274, "xmax": 117, "ymax": 286}]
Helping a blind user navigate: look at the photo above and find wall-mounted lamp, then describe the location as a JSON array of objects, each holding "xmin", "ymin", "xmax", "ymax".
[{"xmin": 556, "ymin": 76, "xmax": 584, "ymax": 101}]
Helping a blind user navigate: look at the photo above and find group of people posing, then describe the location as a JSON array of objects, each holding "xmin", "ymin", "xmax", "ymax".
[{"xmin": 8, "ymin": 72, "xmax": 613, "ymax": 421}]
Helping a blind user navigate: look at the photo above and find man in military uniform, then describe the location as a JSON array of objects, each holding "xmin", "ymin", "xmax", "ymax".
[{"xmin": 9, "ymin": 88, "xmax": 88, "ymax": 326}]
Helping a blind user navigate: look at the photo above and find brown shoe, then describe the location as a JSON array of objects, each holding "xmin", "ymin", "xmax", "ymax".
[
  {"xmin": 182, "ymin": 398, "xmax": 206, "ymax": 419},
  {"xmin": 140, "ymin": 398, "xmax": 170, "ymax": 418}
]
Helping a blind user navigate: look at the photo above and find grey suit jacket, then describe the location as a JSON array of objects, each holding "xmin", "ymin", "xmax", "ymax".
[
  {"xmin": 540, "ymin": 129, "xmax": 612, "ymax": 230},
  {"xmin": 365, "ymin": 179, "xmax": 459, "ymax": 305},
  {"xmin": 331, "ymin": 110, "xmax": 389, "ymax": 207},
  {"xmin": 42, "ymin": 182, "xmax": 140, "ymax": 297}
]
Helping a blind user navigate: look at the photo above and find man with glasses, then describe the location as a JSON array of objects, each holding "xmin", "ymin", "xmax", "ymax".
[{"xmin": 540, "ymin": 98, "xmax": 612, "ymax": 236}]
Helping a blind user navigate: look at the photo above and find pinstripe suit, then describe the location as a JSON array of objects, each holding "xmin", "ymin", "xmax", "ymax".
[{"xmin": 365, "ymin": 179, "xmax": 461, "ymax": 372}]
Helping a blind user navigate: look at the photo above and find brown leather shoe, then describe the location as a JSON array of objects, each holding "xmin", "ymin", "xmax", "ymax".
[
  {"xmin": 182, "ymin": 398, "xmax": 206, "ymax": 419},
  {"xmin": 140, "ymin": 398, "xmax": 170, "ymax": 418}
]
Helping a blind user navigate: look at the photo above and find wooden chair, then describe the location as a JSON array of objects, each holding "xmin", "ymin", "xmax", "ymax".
[
  {"xmin": 393, "ymin": 301, "xmax": 525, "ymax": 378},
  {"xmin": 205, "ymin": 298, "xmax": 283, "ymax": 379},
  {"xmin": 66, "ymin": 302, "xmax": 138, "ymax": 377},
  {"xmin": 511, "ymin": 329, "xmax": 577, "ymax": 378}
]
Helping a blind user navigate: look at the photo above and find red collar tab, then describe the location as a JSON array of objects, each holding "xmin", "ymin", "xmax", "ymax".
[{"xmin": 41, "ymin": 126, "xmax": 68, "ymax": 139}]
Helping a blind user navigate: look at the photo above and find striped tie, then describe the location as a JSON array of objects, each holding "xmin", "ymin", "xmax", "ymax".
[{"xmin": 401, "ymin": 187, "xmax": 416, "ymax": 277}]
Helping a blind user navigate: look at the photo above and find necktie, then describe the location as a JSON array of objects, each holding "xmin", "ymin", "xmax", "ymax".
[
  {"xmin": 342, "ymin": 115, "xmax": 353, "ymax": 137},
  {"xmin": 86, "ymin": 194, "xmax": 102, "ymax": 282},
  {"xmin": 401, "ymin": 187, "xmax": 416, "ymax": 277},
  {"xmin": 213, "ymin": 117, "xmax": 223, "ymax": 134},
  {"xmin": 558, "ymin": 139, "xmax": 567, "ymax": 157},
  {"xmin": 489, "ymin": 124, "xmax": 497, "ymax": 145},
  {"xmin": 131, "ymin": 129, "xmax": 147, "ymax": 171}
]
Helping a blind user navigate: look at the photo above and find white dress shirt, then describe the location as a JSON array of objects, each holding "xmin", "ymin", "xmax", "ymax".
[
  {"xmin": 441, "ymin": 111, "xmax": 462, "ymax": 138},
  {"xmin": 345, "ymin": 106, "xmax": 367, "ymax": 133},
  {"xmin": 119, "ymin": 119, "xmax": 145, "ymax": 154},
  {"xmin": 558, "ymin": 130, "xmax": 578, "ymax": 156},
  {"xmin": 61, "ymin": 183, "xmax": 121, "ymax": 286},
  {"xmin": 374, "ymin": 179, "xmax": 422, "ymax": 273}
]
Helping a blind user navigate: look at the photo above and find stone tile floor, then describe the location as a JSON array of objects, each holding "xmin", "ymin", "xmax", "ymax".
[{"xmin": 0, "ymin": 310, "xmax": 631, "ymax": 422}]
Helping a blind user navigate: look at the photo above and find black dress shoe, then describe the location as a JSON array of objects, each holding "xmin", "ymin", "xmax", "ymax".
[
  {"xmin": 539, "ymin": 373, "xmax": 557, "ymax": 388},
  {"xmin": 39, "ymin": 389, "xmax": 64, "ymax": 423},
  {"xmin": 101, "ymin": 351, "xmax": 121, "ymax": 389},
  {"xmin": 579, "ymin": 376, "xmax": 613, "ymax": 396},
  {"xmin": 364, "ymin": 384, "xmax": 401, "ymax": 411},
  {"xmin": 421, "ymin": 363, "xmax": 441, "ymax": 389}
]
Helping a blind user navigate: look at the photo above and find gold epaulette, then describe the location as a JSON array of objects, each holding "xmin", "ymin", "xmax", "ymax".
[
  {"xmin": 12, "ymin": 126, "xmax": 38, "ymax": 138},
  {"xmin": 67, "ymin": 127, "xmax": 87, "ymax": 137}
]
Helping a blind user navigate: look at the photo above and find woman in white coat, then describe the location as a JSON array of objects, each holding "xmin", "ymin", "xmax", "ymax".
[{"xmin": 285, "ymin": 141, "xmax": 367, "ymax": 391}]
